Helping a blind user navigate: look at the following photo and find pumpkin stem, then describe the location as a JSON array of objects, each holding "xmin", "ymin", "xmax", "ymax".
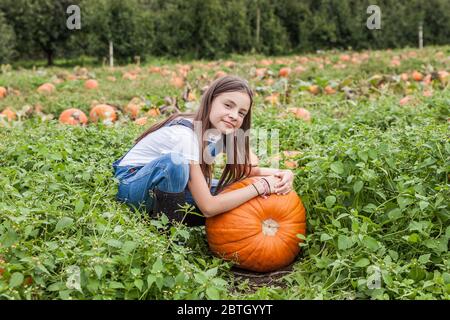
[{"xmin": 262, "ymin": 219, "xmax": 279, "ymax": 236}]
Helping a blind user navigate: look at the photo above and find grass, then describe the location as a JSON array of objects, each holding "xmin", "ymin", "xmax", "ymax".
[{"xmin": 0, "ymin": 45, "xmax": 449, "ymax": 300}]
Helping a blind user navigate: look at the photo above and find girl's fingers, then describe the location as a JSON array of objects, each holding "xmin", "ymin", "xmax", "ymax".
[{"xmin": 275, "ymin": 186, "xmax": 290, "ymax": 195}]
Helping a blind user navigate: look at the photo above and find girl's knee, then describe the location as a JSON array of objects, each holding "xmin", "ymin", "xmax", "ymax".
[{"xmin": 161, "ymin": 152, "xmax": 189, "ymax": 188}]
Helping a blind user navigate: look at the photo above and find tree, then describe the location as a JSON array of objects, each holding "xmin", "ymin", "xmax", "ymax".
[
  {"xmin": 0, "ymin": 11, "xmax": 16, "ymax": 64},
  {"xmin": 0, "ymin": 0, "xmax": 80, "ymax": 65}
]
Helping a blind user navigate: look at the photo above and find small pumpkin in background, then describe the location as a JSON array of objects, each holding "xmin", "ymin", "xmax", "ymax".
[
  {"xmin": 324, "ymin": 85, "xmax": 336, "ymax": 95},
  {"xmin": 0, "ymin": 107, "xmax": 17, "ymax": 121},
  {"xmin": 287, "ymin": 107, "xmax": 311, "ymax": 122},
  {"xmin": 124, "ymin": 97, "xmax": 144, "ymax": 119},
  {"xmin": 37, "ymin": 83, "xmax": 56, "ymax": 94},
  {"xmin": 214, "ymin": 71, "xmax": 227, "ymax": 79},
  {"xmin": 308, "ymin": 85, "xmax": 320, "ymax": 95},
  {"xmin": 59, "ymin": 108, "xmax": 88, "ymax": 125},
  {"xmin": 89, "ymin": 104, "xmax": 117, "ymax": 124},
  {"xmin": 147, "ymin": 108, "xmax": 161, "ymax": 117},
  {"xmin": 134, "ymin": 117, "xmax": 148, "ymax": 126},
  {"xmin": 206, "ymin": 177, "xmax": 306, "ymax": 273},
  {"xmin": 85, "ymin": 79, "xmax": 99, "ymax": 90},
  {"xmin": 278, "ymin": 67, "xmax": 291, "ymax": 78},
  {"xmin": 412, "ymin": 71, "xmax": 424, "ymax": 82},
  {"xmin": 170, "ymin": 76, "xmax": 185, "ymax": 88},
  {"xmin": 0, "ymin": 86, "xmax": 7, "ymax": 99}
]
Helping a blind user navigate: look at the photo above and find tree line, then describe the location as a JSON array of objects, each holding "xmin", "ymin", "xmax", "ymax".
[{"xmin": 0, "ymin": 0, "xmax": 449, "ymax": 65}]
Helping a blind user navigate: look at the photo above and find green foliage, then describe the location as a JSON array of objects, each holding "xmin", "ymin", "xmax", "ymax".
[
  {"xmin": 2, "ymin": 0, "xmax": 450, "ymax": 62},
  {"xmin": 0, "ymin": 12, "xmax": 16, "ymax": 64}
]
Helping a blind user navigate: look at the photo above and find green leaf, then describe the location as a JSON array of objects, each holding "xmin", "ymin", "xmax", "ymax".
[
  {"xmin": 9, "ymin": 272, "xmax": 24, "ymax": 288},
  {"xmin": 357, "ymin": 151, "xmax": 368, "ymax": 162},
  {"xmin": 74, "ymin": 198, "xmax": 84, "ymax": 214},
  {"xmin": 325, "ymin": 196, "xmax": 336, "ymax": 209},
  {"xmin": 353, "ymin": 181, "xmax": 364, "ymax": 193},
  {"xmin": 205, "ymin": 267, "xmax": 218, "ymax": 278},
  {"xmin": 134, "ymin": 279, "xmax": 144, "ymax": 291},
  {"xmin": 109, "ymin": 281, "xmax": 125, "ymax": 289},
  {"xmin": 407, "ymin": 233, "xmax": 420, "ymax": 243},
  {"xmin": 320, "ymin": 233, "xmax": 333, "ymax": 241},
  {"xmin": 355, "ymin": 258, "xmax": 370, "ymax": 268},
  {"xmin": 1, "ymin": 230, "xmax": 18, "ymax": 247},
  {"xmin": 418, "ymin": 254, "xmax": 431, "ymax": 264},
  {"xmin": 147, "ymin": 275, "xmax": 156, "ymax": 287},
  {"xmin": 419, "ymin": 201, "xmax": 429, "ymax": 211},
  {"xmin": 206, "ymin": 287, "xmax": 220, "ymax": 300},
  {"xmin": 338, "ymin": 235, "xmax": 354, "ymax": 250},
  {"xmin": 55, "ymin": 217, "xmax": 74, "ymax": 232},
  {"xmin": 389, "ymin": 250, "xmax": 399, "ymax": 261},
  {"xmin": 122, "ymin": 241, "xmax": 137, "ymax": 253},
  {"xmin": 106, "ymin": 239, "xmax": 122, "ymax": 248},
  {"xmin": 94, "ymin": 265, "xmax": 103, "ymax": 279},
  {"xmin": 362, "ymin": 236, "xmax": 379, "ymax": 251},
  {"xmin": 194, "ymin": 272, "xmax": 208, "ymax": 284},
  {"xmin": 151, "ymin": 257, "xmax": 164, "ymax": 273},
  {"xmin": 330, "ymin": 161, "xmax": 344, "ymax": 174},
  {"xmin": 397, "ymin": 196, "xmax": 413, "ymax": 209},
  {"xmin": 387, "ymin": 208, "xmax": 402, "ymax": 220}
]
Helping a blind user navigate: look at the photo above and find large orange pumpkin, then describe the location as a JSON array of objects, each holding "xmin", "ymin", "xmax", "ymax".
[
  {"xmin": 59, "ymin": 108, "xmax": 88, "ymax": 125},
  {"xmin": 206, "ymin": 177, "xmax": 306, "ymax": 272},
  {"xmin": 89, "ymin": 104, "xmax": 117, "ymax": 123}
]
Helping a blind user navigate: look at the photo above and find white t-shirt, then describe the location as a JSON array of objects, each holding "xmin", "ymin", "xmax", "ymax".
[
  {"xmin": 118, "ymin": 119, "xmax": 221, "ymax": 167},
  {"xmin": 118, "ymin": 120, "xmax": 201, "ymax": 166}
]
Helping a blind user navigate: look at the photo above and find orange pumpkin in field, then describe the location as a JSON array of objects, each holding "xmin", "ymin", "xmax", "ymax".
[
  {"xmin": 59, "ymin": 108, "xmax": 88, "ymax": 125},
  {"xmin": 206, "ymin": 177, "xmax": 307, "ymax": 272},
  {"xmin": 134, "ymin": 116, "xmax": 148, "ymax": 126},
  {"xmin": 412, "ymin": 71, "xmax": 424, "ymax": 81},
  {"xmin": 0, "ymin": 86, "xmax": 7, "ymax": 99},
  {"xmin": 278, "ymin": 67, "xmax": 291, "ymax": 78},
  {"xmin": 1, "ymin": 107, "xmax": 17, "ymax": 121},
  {"xmin": 37, "ymin": 83, "xmax": 56, "ymax": 94},
  {"xmin": 89, "ymin": 104, "xmax": 117, "ymax": 123},
  {"xmin": 84, "ymin": 79, "xmax": 99, "ymax": 90}
]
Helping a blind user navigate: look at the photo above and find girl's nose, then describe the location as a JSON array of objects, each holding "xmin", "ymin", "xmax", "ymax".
[{"xmin": 228, "ymin": 110, "xmax": 238, "ymax": 120}]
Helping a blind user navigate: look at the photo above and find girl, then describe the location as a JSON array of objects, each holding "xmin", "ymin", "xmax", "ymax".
[{"xmin": 113, "ymin": 75, "xmax": 294, "ymax": 226}]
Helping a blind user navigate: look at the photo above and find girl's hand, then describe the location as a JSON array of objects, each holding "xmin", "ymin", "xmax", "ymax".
[
  {"xmin": 273, "ymin": 170, "xmax": 294, "ymax": 195},
  {"xmin": 254, "ymin": 175, "xmax": 281, "ymax": 196}
]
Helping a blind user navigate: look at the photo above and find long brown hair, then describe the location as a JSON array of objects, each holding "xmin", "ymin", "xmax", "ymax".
[{"xmin": 134, "ymin": 75, "xmax": 254, "ymax": 194}]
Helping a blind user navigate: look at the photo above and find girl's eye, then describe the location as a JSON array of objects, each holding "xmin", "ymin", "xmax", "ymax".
[
  {"xmin": 239, "ymin": 112, "xmax": 246, "ymax": 117},
  {"xmin": 224, "ymin": 104, "xmax": 231, "ymax": 109}
]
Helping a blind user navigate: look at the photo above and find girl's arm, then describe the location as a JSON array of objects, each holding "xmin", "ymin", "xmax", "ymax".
[
  {"xmin": 187, "ymin": 162, "xmax": 279, "ymax": 218},
  {"xmin": 249, "ymin": 166, "xmax": 280, "ymax": 177}
]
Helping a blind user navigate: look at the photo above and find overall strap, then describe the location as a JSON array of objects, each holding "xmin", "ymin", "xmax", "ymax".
[{"xmin": 166, "ymin": 118, "xmax": 194, "ymax": 130}]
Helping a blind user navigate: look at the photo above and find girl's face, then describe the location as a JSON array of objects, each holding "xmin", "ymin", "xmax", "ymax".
[{"xmin": 208, "ymin": 91, "xmax": 251, "ymax": 134}]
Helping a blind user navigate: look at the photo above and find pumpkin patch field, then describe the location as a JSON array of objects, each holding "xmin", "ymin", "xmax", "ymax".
[{"xmin": 0, "ymin": 46, "xmax": 449, "ymax": 300}]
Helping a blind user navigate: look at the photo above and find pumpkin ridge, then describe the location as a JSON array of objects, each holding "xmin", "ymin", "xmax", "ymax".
[
  {"xmin": 276, "ymin": 229, "xmax": 301, "ymax": 257},
  {"xmin": 244, "ymin": 195, "xmax": 266, "ymax": 221},
  {"xmin": 279, "ymin": 195, "xmax": 302, "ymax": 220},
  {"xmin": 207, "ymin": 229, "xmax": 261, "ymax": 246},
  {"xmin": 237, "ymin": 234, "xmax": 267, "ymax": 268},
  {"xmin": 213, "ymin": 234, "xmax": 261, "ymax": 261}
]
